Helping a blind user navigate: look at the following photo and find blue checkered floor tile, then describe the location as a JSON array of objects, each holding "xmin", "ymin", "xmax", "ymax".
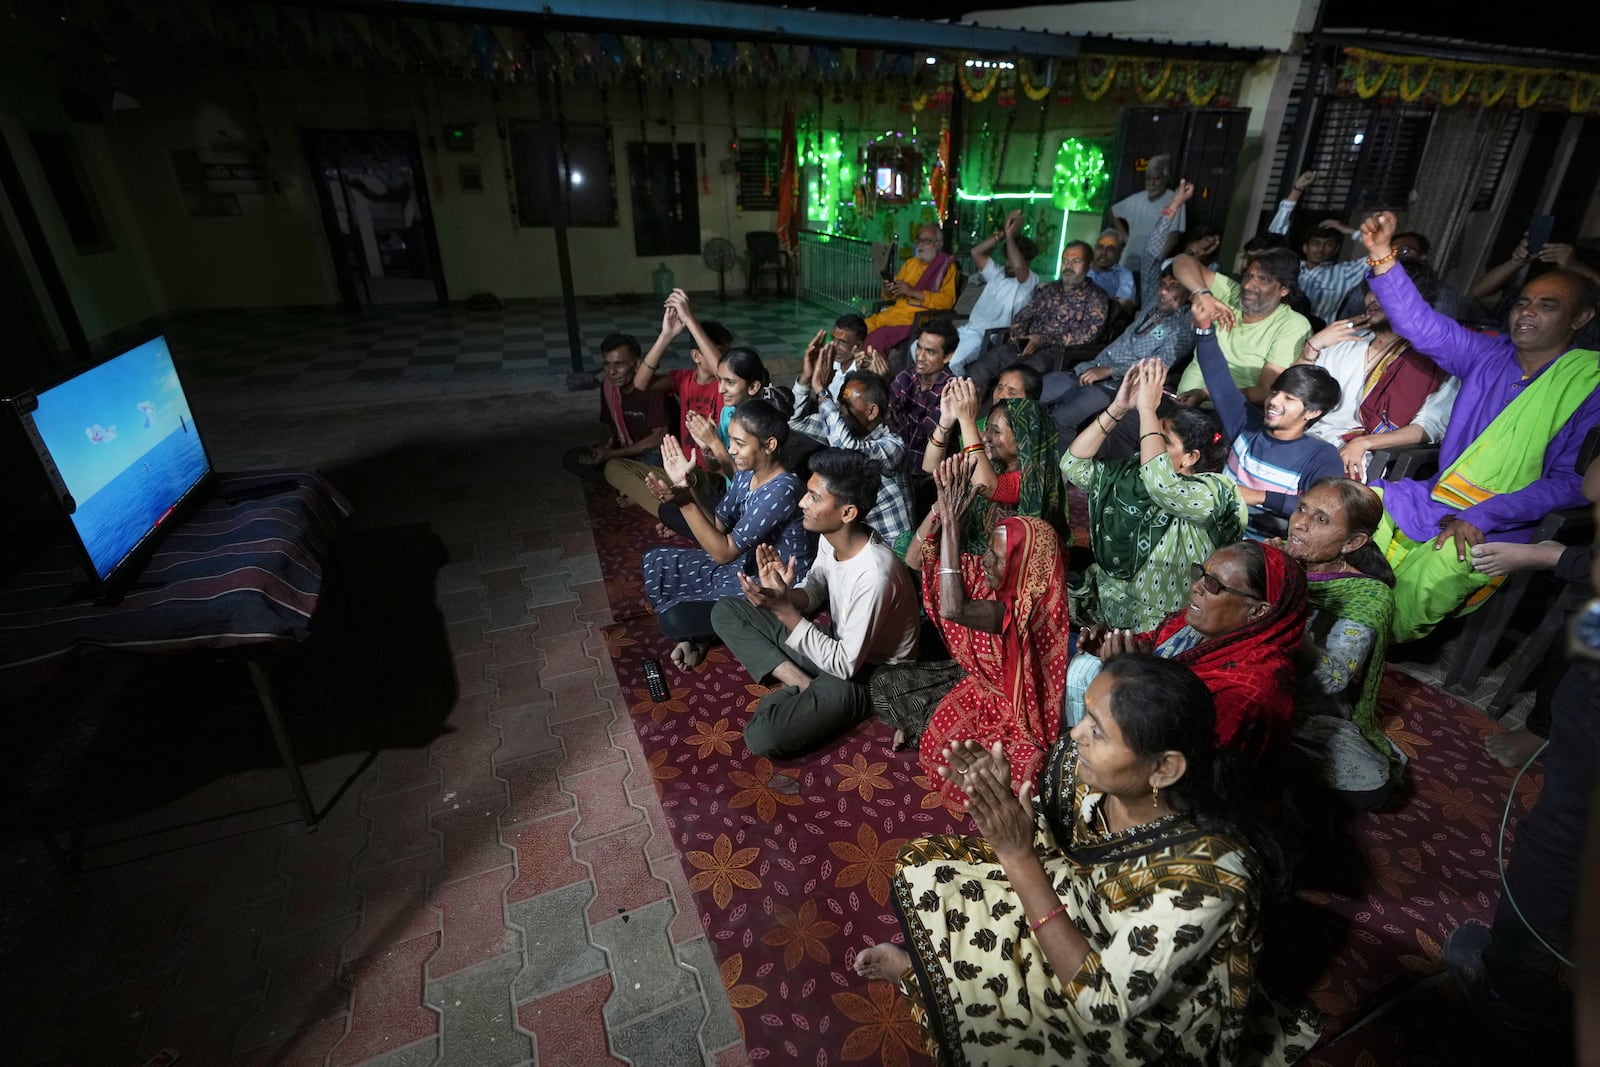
[{"xmin": 165, "ymin": 295, "xmax": 833, "ymax": 390}]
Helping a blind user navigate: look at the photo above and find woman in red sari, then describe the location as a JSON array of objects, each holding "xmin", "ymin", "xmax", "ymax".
[
  {"xmin": 912, "ymin": 456, "xmax": 1072, "ymax": 809},
  {"xmin": 1068, "ymin": 540, "xmax": 1308, "ymax": 778}
]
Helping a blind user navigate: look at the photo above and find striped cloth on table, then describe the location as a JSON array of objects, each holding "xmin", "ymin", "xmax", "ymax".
[{"xmin": 0, "ymin": 471, "xmax": 349, "ymax": 699}]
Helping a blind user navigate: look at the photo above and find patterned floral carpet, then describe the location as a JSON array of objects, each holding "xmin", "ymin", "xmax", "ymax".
[{"xmin": 588, "ymin": 490, "xmax": 1543, "ymax": 1066}]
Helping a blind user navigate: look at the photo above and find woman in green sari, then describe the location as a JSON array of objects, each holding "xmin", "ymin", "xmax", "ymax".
[
  {"xmin": 899, "ymin": 394, "xmax": 1068, "ymax": 566},
  {"xmin": 1278, "ymin": 477, "xmax": 1402, "ymax": 808},
  {"xmin": 1061, "ymin": 359, "xmax": 1246, "ymax": 631},
  {"xmin": 855, "ymin": 654, "xmax": 1319, "ymax": 1066}
]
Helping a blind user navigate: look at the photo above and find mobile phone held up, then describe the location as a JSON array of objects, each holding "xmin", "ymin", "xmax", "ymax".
[{"xmin": 1526, "ymin": 214, "xmax": 1556, "ymax": 257}]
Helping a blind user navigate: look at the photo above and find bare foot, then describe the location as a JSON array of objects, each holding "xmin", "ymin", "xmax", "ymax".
[
  {"xmin": 670, "ymin": 640, "xmax": 706, "ymax": 671},
  {"xmin": 1470, "ymin": 540, "xmax": 1564, "ymax": 577},
  {"xmin": 854, "ymin": 943, "xmax": 912, "ymax": 981},
  {"xmin": 891, "ymin": 728, "xmax": 909, "ymax": 752},
  {"xmin": 1485, "ymin": 728, "xmax": 1546, "ymax": 768},
  {"xmin": 617, "ymin": 492, "xmax": 636, "ymax": 509},
  {"xmin": 771, "ymin": 661, "xmax": 813, "ymax": 692},
  {"xmin": 655, "ymin": 522, "xmax": 677, "ymax": 540}
]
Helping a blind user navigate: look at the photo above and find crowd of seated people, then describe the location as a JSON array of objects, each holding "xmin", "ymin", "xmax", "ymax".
[{"xmin": 566, "ymin": 185, "xmax": 1600, "ymax": 1062}]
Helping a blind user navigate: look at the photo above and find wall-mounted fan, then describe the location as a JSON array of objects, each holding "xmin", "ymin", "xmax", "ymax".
[{"xmin": 703, "ymin": 237, "xmax": 737, "ymax": 300}]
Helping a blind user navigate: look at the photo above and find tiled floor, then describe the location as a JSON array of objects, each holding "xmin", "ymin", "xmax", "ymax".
[
  {"xmin": 166, "ymin": 293, "xmax": 825, "ymax": 392},
  {"xmin": 0, "ymin": 292, "xmax": 1535, "ymax": 1066},
  {"xmin": 0, "ymin": 293, "xmax": 837, "ymax": 1067}
]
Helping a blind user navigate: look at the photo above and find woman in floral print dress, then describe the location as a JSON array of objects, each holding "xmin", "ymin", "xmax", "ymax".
[
  {"xmin": 1061, "ymin": 358, "xmax": 1245, "ymax": 632},
  {"xmin": 855, "ymin": 654, "xmax": 1319, "ymax": 1066}
]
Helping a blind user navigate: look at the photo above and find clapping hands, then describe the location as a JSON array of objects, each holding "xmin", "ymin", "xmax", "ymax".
[
  {"xmin": 659, "ymin": 436, "xmax": 699, "ymax": 489},
  {"xmin": 1129, "ymin": 358, "xmax": 1167, "ymax": 415},
  {"xmin": 942, "ymin": 376, "xmax": 980, "ymax": 423},
  {"xmin": 1077, "ymin": 624, "xmax": 1154, "ymax": 658},
  {"xmin": 737, "ymin": 543, "xmax": 797, "ymax": 611},
  {"xmin": 939, "ymin": 740, "xmax": 1033, "ymax": 857},
  {"xmin": 933, "ymin": 454, "xmax": 980, "ymax": 528},
  {"xmin": 683, "ymin": 410, "xmax": 719, "ymax": 451}
]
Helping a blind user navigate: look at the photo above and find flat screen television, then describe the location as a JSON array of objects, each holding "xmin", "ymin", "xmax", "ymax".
[{"xmin": 7, "ymin": 334, "xmax": 212, "ymax": 590}]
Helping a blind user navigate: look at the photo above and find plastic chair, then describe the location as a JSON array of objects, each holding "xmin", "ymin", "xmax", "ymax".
[
  {"xmin": 745, "ymin": 232, "xmax": 793, "ymax": 297},
  {"xmin": 1443, "ymin": 425, "xmax": 1600, "ymax": 691}
]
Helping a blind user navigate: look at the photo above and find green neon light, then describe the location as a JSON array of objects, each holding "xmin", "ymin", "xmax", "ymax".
[
  {"xmin": 955, "ymin": 188, "xmax": 1055, "ymax": 202},
  {"xmin": 1055, "ymin": 209, "xmax": 1070, "ymax": 281}
]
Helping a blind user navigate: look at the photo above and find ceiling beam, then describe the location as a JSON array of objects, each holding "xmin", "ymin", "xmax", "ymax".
[{"xmin": 364, "ymin": 0, "xmax": 1082, "ymax": 58}]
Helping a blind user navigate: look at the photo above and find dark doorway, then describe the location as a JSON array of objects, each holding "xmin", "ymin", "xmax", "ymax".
[
  {"xmin": 1107, "ymin": 108, "xmax": 1250, "ymax": 236},
  {"xmin": 301, "ymin": 130, "xmax": 446, "ymax": 310},
  {"xmin": 627, "ymin": 141, "xmax": 700, "ymax": 256}
]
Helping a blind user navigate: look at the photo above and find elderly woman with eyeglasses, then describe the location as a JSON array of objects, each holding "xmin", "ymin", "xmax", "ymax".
[{"xmin": 1065, "ymin": 541, "xmax": 1309, "ymax": 785}]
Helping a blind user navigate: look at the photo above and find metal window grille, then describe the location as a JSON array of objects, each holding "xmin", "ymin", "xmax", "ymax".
[
  {"xmin": 738, "ymin": 139, "xmax": 779, "ymax": 210},
  {"xmin": 1472, "ymin": 111, "xmax": 1524, "ymax": 212}
]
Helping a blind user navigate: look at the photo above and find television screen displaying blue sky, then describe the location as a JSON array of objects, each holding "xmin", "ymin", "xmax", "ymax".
[{"xmin": 31, "ymin": 336, "xmax": 199, "ymax": 503}]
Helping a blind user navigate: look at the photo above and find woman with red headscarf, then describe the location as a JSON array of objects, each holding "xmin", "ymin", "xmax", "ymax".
[
  {"xmin": 875, "ymin": 455, "xmax": 1071, "ymax": 809},
  {"xmin": 1066, "ymin": 540, "xmax": 1308, "ymax": 776}
]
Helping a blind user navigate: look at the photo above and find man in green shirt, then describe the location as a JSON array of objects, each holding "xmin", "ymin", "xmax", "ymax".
[{"xmin": 1170, "ymin": 248, "xmax": 1312, "ymax": 406}]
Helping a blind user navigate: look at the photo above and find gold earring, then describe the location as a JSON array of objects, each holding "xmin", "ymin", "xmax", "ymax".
[{"xmin": 1151, "ymin": 785, "xmax": 1160, "ymax": 808}]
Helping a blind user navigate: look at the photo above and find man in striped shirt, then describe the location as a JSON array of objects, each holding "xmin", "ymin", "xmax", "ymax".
[
  {"xmin": 1267, "ymin": 169, "xmax": 1367, "ymax": 324},
  {"xmin": 1191, "ymin": 303, "xmax": 1344, "ymax": 535}
]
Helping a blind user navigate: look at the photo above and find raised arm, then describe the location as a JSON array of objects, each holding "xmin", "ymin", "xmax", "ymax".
[
  {"xmin": 1362, "ymin": 212, "xmax": 1497, "ymax": 377},
  {"xmin": 1267, "ymin": 170, "xmax": 1317, "ymax": 236},
  {"xmin": 636, "ymin": 304, "xmax": 686, "ymax": 390},
  {"xmin": 934, "ymin": 457, "xmax": 1005, "ymax": 634},
  {"xmin": 1002, "ymin": 210, "xmax": 1032, "ymax": 281},
  {"xmin": 1169, "ymin": 253, "xmax": 1219, "ymax": 302},
  {"xmin": 1190, "ymin": 310, "xmax": 1249, "ymax": 439},
  {"xmin": 1469, "ymin": 235, "xmax": 1531, "ymax": 302},
  {"xmin": 1141, "ymin": 181, "xmax": 1191, "ymax": 312},
  {"xmin": 667, "ymin": 289, "xmax": 726, "ymax": 372}
]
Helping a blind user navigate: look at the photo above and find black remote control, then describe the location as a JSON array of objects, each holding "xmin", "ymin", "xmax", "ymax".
[{"xmin": 642, "ymin": 657, "xmax": 670, "ymax": 702}]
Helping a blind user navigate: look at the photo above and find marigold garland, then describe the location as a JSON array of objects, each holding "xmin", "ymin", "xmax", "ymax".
[
  {"xmin": 1341, "ymin": 47, "xmax": 1600, "ymax": 115},
  {"xmin": 1438, "ymin": 66, "xmax": 1474, "ymax": 107},
  {"xmin": 1019, "ymin": 58, "xmax": 1054, "ymax": 101},
  {"xmin": 1398, "ymin": 60, "xmax": 1433, "ymax": 103},
  {"xmin": 1572, "ymin": 73, "xmax": 1600, "ymax": 114},
  {"xmin": 1079, "ymin": 56, "xmax": 1117, "ymax": 101},
  {"xmin": 1185, "ymin": 63, "xmax": 1223, "ymax": 106},
  {"xmin": 958, "ymin": 61, "xmax": 999, "ymax": 102},
  {"xmin": 1516, "ymin": 71, "xmax": 1551, "ymax": 109},
  {"xmin": 1132, "ymin": 59, "xmax": 1173, "ymax": 102}
]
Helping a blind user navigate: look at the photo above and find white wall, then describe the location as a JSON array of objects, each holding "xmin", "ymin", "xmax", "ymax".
[{"xmin": 966, "ymin": 0, "xmax": 1320, "ymax": 54}]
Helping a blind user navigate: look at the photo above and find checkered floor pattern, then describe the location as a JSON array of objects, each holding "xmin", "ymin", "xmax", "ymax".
[{"xmin": 165, "ymin": 295, "xmax": 832, "ymax": 390}]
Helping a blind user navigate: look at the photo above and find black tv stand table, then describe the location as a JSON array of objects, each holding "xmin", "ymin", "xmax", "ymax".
[{"xmin": 1, "ymin": 470, "xmax": 351, "ymax": 833}]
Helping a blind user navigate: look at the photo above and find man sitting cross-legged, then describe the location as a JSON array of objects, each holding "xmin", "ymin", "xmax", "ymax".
[
  {"xmin": 1192, "ymin": 299, "xmax": 1344, "ymax": 535},
  {"xmin": 790, "ymin": 329, "xmax": 914, "ymax": 545},
  {"xmin": 562, "ymin": 333, "xmax": 673, "ymax": 486},
  {"xmin": 1360, "ymin": 210, "xmax": 1600, "ymax": 642},
  {"xmin": 713, "ymin": 448, "xmax": 920, "ymax": 758},
  {"xmin": 1041, "ymin": 178, "xmax": 1200, "ymax": 441}
]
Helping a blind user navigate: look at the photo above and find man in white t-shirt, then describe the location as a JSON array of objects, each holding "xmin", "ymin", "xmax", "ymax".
[
  {"xmin": 1110, "ymin": 153, "xmax": 1185, "ymax": 277},
  {"xmin": 714, "ymin": 448, "xmax": 919, "ymax": 756},
  {"xmin": 950, "ymin": 209, "xmax": 1039, "ymax": 374}
]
